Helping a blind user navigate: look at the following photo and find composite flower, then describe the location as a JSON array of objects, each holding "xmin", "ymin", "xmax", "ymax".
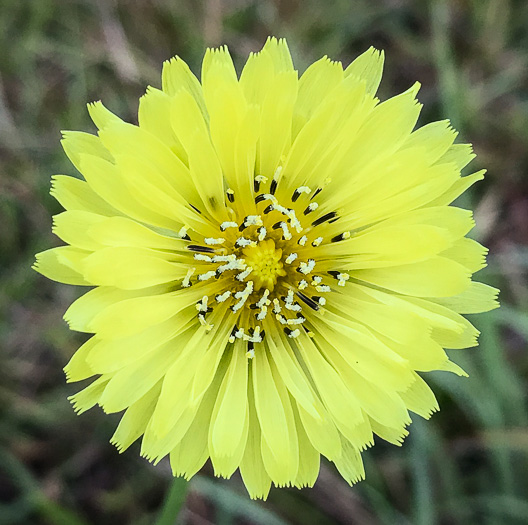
[{"xmin": 34, "ymin": 37, "xmax": 498, "ymax": 499}]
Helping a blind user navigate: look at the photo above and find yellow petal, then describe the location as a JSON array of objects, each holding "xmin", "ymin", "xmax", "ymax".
[
  {"xmin": 352, "ymin": 256, "xmax": 471, "ymax": 297},
  {"xmin": 82, "ymin": 246, "xmax": 187, "ymax": 289},
  {"xmin": 344, "ymin": 46, "xmax": 384, "ymax": 95},
  {"xmin": 433, "ymin": 281, "xmax": 499, "ymax": 314},
  {"xmin": 33, "ymin": 246, "xmax": 90, "ymax": 285},
  {"xmin": 110, "ymin": 381, "xmax": 161, "ymax": 452}
]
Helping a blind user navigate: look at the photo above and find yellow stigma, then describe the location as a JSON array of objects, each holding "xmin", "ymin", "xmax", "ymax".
[{"xmin": 242, "ymin": 239, "xmax": 286, "ymax": 291}]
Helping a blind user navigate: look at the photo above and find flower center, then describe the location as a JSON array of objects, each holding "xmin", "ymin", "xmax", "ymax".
[{"xmin": 242, "ymin": 239, "xmax": 286, "ymax": 291}]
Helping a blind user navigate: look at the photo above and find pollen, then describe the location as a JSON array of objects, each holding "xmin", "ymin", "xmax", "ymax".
[{"xmin": 242, "ymin": 239, "xmax": 286, "ymax": 291}]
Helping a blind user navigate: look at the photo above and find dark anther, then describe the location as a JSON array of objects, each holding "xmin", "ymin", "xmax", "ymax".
[
  {"xmin": 291, "ymin": 189, "xmax": 301, "ymax": 202},
  {"xmin": 248, "ymin": 341, "xmax": 255, "ymax": 352},
  {"xmin": 254, "ymin": 178, "xmax": 260, "ymax": 192},
  {"xmin": 303, "ymin": 206, "xmax": 314, "ymax": 215},
  {"xmin": 255, "ymin": 193, "xmax": 267, "ymax": 204},
  {"xmin": 296, "ymin": 292, "xmax": 320, "ymax": 311},
  {"xmin": 187, "ymin": 245, "xmax": 215, "ymax": 253},
  {"xmin": 227, "ymin": 190, "xmax": 235, "ymax": 203},
  {"xmin": 231, "ymin": 325, "xmax": 238, "ymax": 337},
  {"xmin": 263, "ymin": 204, "xmax": 274, "ymax": 214},
  {"xmin": 312, "ymin": 211, "xmax": 338, "ymax": 227},
  {"xmin": 311, "ymin": 188, "xmax": 322, "ymax": 200},
  {"xmin": 272, "ymin": 221, "xmax": 282, "ymax": 230},
  {"xmin": 311, "ymin": 296, "xmax": 322, "ymax": 304},
  {"xmin": 180, "ymin": 234, "xmax": 191, "ymax": 241},
  {"xmin": 209, "ymin": 197, "xmax": 217, "ymax": 209},
  {"xmin": 270, "ymin": 179, "xmax": 278, "ymax": 195},
  {"xmin": 283, "ymin": 327, "xmax": 292, "ymax": 336},
  {"xmin": 239, "ymin": 217, "xmax": 248, "ymax": 231},
  {"xmin": 331, "ymin": 233, "xmax": 347, "ymax": 242},
  {"xmin": 328, "ymin": 216, "xmax": 340, "ymax": 224},
  {"xmin": 249, "ymin": 303, "xmax": 259, "ymax": 309},
  {"xmin": 328, "ymin": 270, "xmax": 340, "ymax": 278},
  {"xmin": 189, "ymin": 203, "xmax": 202, "ymax": 214},
  {"xmin": 260, "ymin": 330, "xmax": 266, "ymax": 339}
]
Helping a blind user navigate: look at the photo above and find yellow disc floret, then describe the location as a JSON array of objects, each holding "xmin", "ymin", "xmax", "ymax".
[{"xmin": 242, "ymin": 239, "xmax": 286, "ymax": 291}]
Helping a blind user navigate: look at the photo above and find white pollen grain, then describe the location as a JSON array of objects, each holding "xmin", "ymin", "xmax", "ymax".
[
  {"xmin": 215, "ymin": 290, "xmax": 232, "ymax": 303},
  {"xmin": 220, "ymin": 221, "xmax": 238, "ymax": 231},
  {"xmin": 182, "ymin": 268, "xmax": 195, "ymax": 287},
  {"xmin": 204, "ymin": 237, "xmax": 225, "ymax": 245},
  {"xmin": 312, "ymin": 236, "xmax": 323, "ymax": 247},
  {"xmin": 298, "ymin": 235, "xmax": 307, "ymax": 246},
  {"xmin": 285, "ymin": 253, "xmax": 298, "ymax": 264},
  {"xmin": 198, "ymin": 270, "xmax": 216, "ymax": 281}
]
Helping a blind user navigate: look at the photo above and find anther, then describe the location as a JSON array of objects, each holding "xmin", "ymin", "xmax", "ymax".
[
  {"xmin": 296, "ymin": 292, "xmax": 320, "ymax": 311},
  {"xmin": 298, "ymin": 235, "xmax": 307, "ymax": 246},
  {"xmin": 220, "ymin": 221, "xmax": 238, "ymax": 231},
  {"xmin": 298, "ymin": 259, "xmax": 316, "ymax": 275},
  {"xmin": 298, "ymin": 279, "xmax": 308, "ymax": 290},
  {"xmin": 215, "ymin": 290, "xmax": 232, "ymax": 303},
  {"xmin": 312, "ymin": 295, "xmax": 326, "ymax": 306},
  {"xmin": 304, "ymin": 202, "xmax": 319, "ymax": 215},
  {"xmin": 258, "ymin": 227, "xmax": 267, "ymax": 241},
  {"xmin": 312, "ymin": 211, "xmax": 338, "ymax": 227},
  {"xmin": 338, "ymin": 272, "xmax": 350, "ymax": 286},
  {"xmin": 255, "ymin": 193, "xmax": 267, "ymax": 204},
  {"xmin": 292, "ymin": 186, "xmax": 311, "ymax": 202},
  {"xmin": 285, "ymin": 253, "xmax": 298, "ymax": 264},
  {"xmin": 187, "ymin": 244, "xmax": 216, "ymax": 254},
  {"xmin": 226, "ymin": 189, "xmax": 235, "ymax": 203},
  {"xmin": 311, "ymin": 188, "xmax": 322, "ymax": 200},
  {"xmin": 331, "ymin": 231, "xmax": 351, "ymax": 243},
  {"xmin": 315, "ymin": 284, "xmax": 331, "ymax": 293},
  {"xmin": 178, "ymin": 226, "xmax": 190, "ymax": 240},
  {"xmin": 194, "ymin": 253, "xmax": 212, "ymax": 262},
  {"xmin": 182, "ymin": 267, "xmax": 195, "ymax": 288},
  {"xmin": 236, "ymin": 266, "xmax": 253, "ymax": 281},
  {"xmin": 263, "ymin": 204, "xmax": 274, "ymax": 214},
  {"xmin": 189, "ymin": 203, "xmax": 202, "ymax": 214},
  {"xmin": 204, "ymin": 237, "xmax": 225, "ymax": 245},
  {"xmin": 311, "ymin": 237, "xmax": 323, "ymax": 247},
  {"xmin": 198, "ymin": 270, "xmax": 216, "ymax": 281}
]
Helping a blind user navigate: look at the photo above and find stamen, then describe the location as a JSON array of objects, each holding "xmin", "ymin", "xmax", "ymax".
[
  {"xmin": 235, "ymin": 237, "xmax": 255, "ymax": 248},
  {"xmin": 229, "ymin": 325, "xmax": 237, "ymax": 343},
  {"xmin": 194, "ymin": 253, "xmax": 212, "ymax": 262},
  {"xmin": 286, "ymin": 316, "xmax": 305, "ymax": 325},
  {"xmin": 312, "ymin": 211, "xmax": 338, "ymax": 227},
  {"xmin": 298, "ymin": 235, "xmax": 308, "ymax": 246},
  {"xmin": 316, "ymin": 284, "xmax": 331, "ymax": 293},
  {"xmin": 195, "ymin": 295, "xmax": 209, "ymax": 312},
  {"xmin": 232, "ymin": 281, "xmax": 254, "ymax": 313},
  {"xmin": 215, "ymin": 290, "xmax": 232, "ymax": 303},
  {"xmin": 226, "ymin": 189, "xmax": 235, "ymax": 203},
  {"xmin": 304, "ymin": 202, "xmax": 319, "ymax": 215},
  {"xmin": 273, "ymin": 298, "xmax": 282, "ymax": 314},
  {"xmin": 190, "ymin": 204, "xmax": 202, "ymax": 214},
  {"xmin": 298, "ymin": 279, "xmax": 308, "ymax": 290},
  {"xmin": 198, "ymin": 270, "xmax": 216, "ymax": 281},
  {"xmin": 258, "ymin": 227, "xmax": 267, "ymax": 241},
  {"xmin": 280, "ymin": 222, "xmax": 292, "ymax": 240},
  {"xmin": 244, "ymin": 215, "xmax": 263, "ymax": 227},
  {"xmin": 236, "ymin": 266, "xmax": 253, "ymax": 281},
  {"xmin": 312, "ymin": 295, "xmax": 327, "ymax": 306},
  {"xmin": 298, "ymin": 259, "xmax": 316, "ymax": 275},
  {"xmin": 256, "ymin": 305, "xmax": 268, "ymax": 321},
  {"xmin": 270, "ymin": 179, "xmax": 278, "ymax": 195},
  {"xmin": 311, "ymin": 276, "xmax": 322, "ymax": 285},
  {"xmin": 285, "ymin": 253, "xmax": 298, "ymax": 264},
  {"xmin": 296, "ymin": 291, "xmax": 320, "ymax": 311},
  {"xmin": 311, "ymin": 237, "xmax": 323, "ymax": 247},
  {"xmin": 220, "ymin": 221, "xmax": 238, "ymax": 231},
  {"xmin": 187, "ymin": 245, "xmax": 216, "ymax": 254},
  {"xmin": 331, "ymin": 231, "xmax": 351, "ymax": 243},
  {"xmin": 256, "ymin": 289, "xmax": 270, "ymax": 308},
  {"xmin": 338, "ymin": 272, "xmax": 350, "ymax": 286},
  {"xmin": 292, "ymin": 186, "xmax": 311, "ymax": 202},
  {"xmin": 311, "ymin": 187, "xmax": 322, "ymax": 200},
  {"xmin": 182, "ymin": 267, "xmax": 195, "ymax": 288},
  {"xmin": 178, "ymin": 226, "xmax": 190, "ymax": 240}
]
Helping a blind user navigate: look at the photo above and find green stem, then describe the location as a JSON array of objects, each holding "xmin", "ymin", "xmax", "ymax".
[{"xmin": 155, "ymin": 477, "xmax": 189, "ymax": 525}]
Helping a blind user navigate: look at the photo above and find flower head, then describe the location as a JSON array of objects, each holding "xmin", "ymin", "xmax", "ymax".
[{"xmin": 34, "ymin": 37, "xmax": 498, "ymax": 499}]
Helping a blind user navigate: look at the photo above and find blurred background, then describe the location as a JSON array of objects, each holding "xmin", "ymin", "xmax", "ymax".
[{"xmin": 1, "ymin": 0, "xmax": 527, "ymax": 524}]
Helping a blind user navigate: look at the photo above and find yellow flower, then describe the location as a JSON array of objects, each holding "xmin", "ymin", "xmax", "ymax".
[{"xmin": 34, "ymin": 37, "xmax": 499, "ymax": 499}]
